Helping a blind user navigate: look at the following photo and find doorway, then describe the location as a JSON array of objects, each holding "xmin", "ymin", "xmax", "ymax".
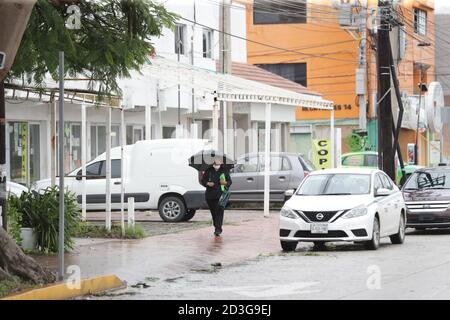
[{"xmin": 8, "ymin": 122, "xmax": 41, "ymax": 186}]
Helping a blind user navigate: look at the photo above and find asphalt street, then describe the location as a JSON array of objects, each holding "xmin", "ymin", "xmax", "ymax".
[{"xmin": 81, "ymin": 213, "xmax": 450, "ymax": 300}]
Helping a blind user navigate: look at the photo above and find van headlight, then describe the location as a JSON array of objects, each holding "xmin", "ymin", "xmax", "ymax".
[
  {"xmin": 343, "ymin": 206, "xmax": 368, "ymax": 219},
  {"xmin": 280, "ymin": 206, "xmax": 299, "ymax": 219}
]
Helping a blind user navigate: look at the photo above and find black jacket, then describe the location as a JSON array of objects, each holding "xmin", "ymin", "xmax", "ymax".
[{"xmin": 201, "ymin": 166, "xmax": 232, "ymax": 200}]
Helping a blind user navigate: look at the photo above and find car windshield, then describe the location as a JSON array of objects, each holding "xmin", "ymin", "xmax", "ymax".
[
  {"xmin": 296, "ymin": 174, "xmax": 372, "ymax": 196},
  {"xmin": 404, "ymin": 171, "xmax": 450, "ymax": 190}
]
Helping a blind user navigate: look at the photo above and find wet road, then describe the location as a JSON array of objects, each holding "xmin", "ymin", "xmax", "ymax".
[
  {"xmin": 95, "ymin": 228, "xmax": 450, "ymax": 300},
  {"xmin": 36, "ymin": 209, "xmax": 450, "ymax": 300}
]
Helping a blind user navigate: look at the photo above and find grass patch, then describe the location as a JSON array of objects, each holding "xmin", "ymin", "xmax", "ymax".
[
  {"xmin": 145, "ymin": 277, "xmax": 160, "ymax": 282},
  {"xmin": 0, "ymin": 279, "xmax": 35, "ymax": 298},
  {"xmin": 305, "ymin": 252, "xmax": 321, "ymax": 257},
  {"xmin": 74, "ymin": 222, "xmax": 146, "ymax": 239}
]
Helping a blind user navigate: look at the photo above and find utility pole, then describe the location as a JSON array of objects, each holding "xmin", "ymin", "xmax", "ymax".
[
  {"xmin": 219, "ymin": 0, "xmax": 233, "ymax": 156},
  {"xmin": 377, "ymin": 0, "xmax": 395, "ymax": 180},
  {"xmin": 358, "ymin": 0, "xmax": 368, "ymax": 130},
  {"xmin": 191, "ymin": 0, "xmax": 196, "ymax": 125},
  {"xmin": 0, "ymin": 81, "xmax": 6, "ymax": 230}
]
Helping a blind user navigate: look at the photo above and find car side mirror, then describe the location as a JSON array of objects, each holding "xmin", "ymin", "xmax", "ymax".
[
  {"xmin": 375, "ymin": 188, "xmax": 391, "ymax": 197},
  {"xmin": 284, "ymin": 189, "xmax": 295, "ymax": 199}
]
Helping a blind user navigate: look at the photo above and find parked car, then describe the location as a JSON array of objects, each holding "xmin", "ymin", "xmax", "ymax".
[
  {"xmin": 33, "ymin": 139, "xmax": 211, "ymax": 222},
  {"xmin": 229, "ymin": 153, "xmax": 314, "ymax": 202},
  {"xmin": 341, "ymin": 151, "xmax": 423, "ymax": 184},
  {"xmin": 6, "ymin": 181, "xmax": 28, "ymax": 197},
  {"xmin": 402, "ymin": 165, "xmax": 450, "ymax": 230},
  {"xmin": 279, "ymin": 168, "xmax": 406, "ymax": 251}
]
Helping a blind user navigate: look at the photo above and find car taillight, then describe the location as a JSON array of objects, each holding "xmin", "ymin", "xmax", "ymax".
[{"xmin": 304, "ymin": 171, "xmax": 310, "ymax": 178}]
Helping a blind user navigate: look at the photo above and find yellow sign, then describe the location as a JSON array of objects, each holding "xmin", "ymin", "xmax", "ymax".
[{"xmin": 312, "ymin": 139, "xmax": 331, "ymax": 170}]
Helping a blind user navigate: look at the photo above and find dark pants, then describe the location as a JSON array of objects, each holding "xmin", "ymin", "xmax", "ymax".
[{"xmin": 206, "ymin": 198, "xmax": 224, "ymax": 233}]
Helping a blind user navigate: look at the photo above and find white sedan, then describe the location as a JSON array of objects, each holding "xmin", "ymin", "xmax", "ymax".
[{"xmin": 279, "ymin": 168, "xmax": 406, "ymax": 251}]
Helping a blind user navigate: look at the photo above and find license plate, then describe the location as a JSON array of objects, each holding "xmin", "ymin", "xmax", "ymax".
[{"xmin": 311, "ymin": 223, "xmax": 329, "ymax": 234}]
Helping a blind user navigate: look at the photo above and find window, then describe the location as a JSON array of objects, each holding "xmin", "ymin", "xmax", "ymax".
[
  {"xmin": 90, "ymin": 124, "xmax": 120, "ymax": 160},
  {"xmin": 380, "ymin": 174, "xmax": 394, "ymax": 190},
  {"xmin": 163, "ymin": 127, "xmax": 176, "ymax": 139},
  {"xmin": 99, "ymin": 160, "xmax": 121, "ymax": 179},
  {"xmin": 365, "ymin": 154, "xmax": 378, "ymax": 167},
  {"xmin": 257, "ymin": 63, "xmax": 307, "ymax": 87},
  {"xmin": 175, "ymin": 24, "xmax": 186, "ymax": 55},
  {"xmin": 342, "ymin": 154, "xmax": 364, "ymax": 167},
  {"xmin": 414, "ymin": 8, "xmax": 427, "ymax": 36},
  {"xmin": 253, "ymin": 0, "xmax": 307, "ymax": 25},
  {"xmin": 297, "ymin": 174, "xmax": 372, "ymax": 196},
  {"xmin": 77, "ymin": 161, "xmax": 102, "ymax": 178},
  {"xmin": 282, "ymin": 157, "xmax": 292, "ymax": 171},
  {"xmin": 234, "ymin": 156, "xmax": 259, "ymax": 173},
  {"xmin": 202, "ymin": 28, "xmax": 213, "ymax": 58},
  {"xmin": 374, "ymin": 174, "xmax": 384, "ymax": 192}
]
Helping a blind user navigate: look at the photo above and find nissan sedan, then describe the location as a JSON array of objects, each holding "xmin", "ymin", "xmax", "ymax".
[{"xmin": 279, "ymin": 168, "xmax": 406, "ymax": 251}]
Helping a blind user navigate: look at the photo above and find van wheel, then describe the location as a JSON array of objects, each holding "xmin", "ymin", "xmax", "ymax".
[
  {"xmin": 159, "ymin": 197, "xmax": 186, "ymax": 222},
  {"xmin": 183, "ymin": 209, "xmax": 196, "ymax": 222}
]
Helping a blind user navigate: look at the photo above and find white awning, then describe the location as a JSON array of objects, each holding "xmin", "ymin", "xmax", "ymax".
[{"xmin": 138, "ymin": 56, "xmax": 333, "ymax": 110}]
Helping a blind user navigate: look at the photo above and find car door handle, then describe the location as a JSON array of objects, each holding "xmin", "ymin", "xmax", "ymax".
[
  {"xmin": 114, "ymin": 182, "xmax": 121, "ymax": 185},
  {"xmin": 246, "ymin": 178, "xmax": 254, "ymax": 182},
  {"xmin": 278, "ymin": 176, "xmax": 286, "ymax": 181}
]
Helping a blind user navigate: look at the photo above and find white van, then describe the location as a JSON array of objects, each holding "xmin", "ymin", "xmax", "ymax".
[{"xmin": 33, "ymin": 139, "xmax": 210, "ymax": 222}]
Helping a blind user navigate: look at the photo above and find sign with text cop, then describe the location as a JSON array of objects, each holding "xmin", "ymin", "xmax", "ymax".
[{"xmin": 312, "ymin": 139, "xmax": 331, "ymax": 170}]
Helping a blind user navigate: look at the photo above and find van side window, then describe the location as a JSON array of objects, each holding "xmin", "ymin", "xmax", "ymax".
[
  {"xmin": 99, "ymin": 160, "xmax": 121, "ymax": 178},
  {"xmin": 77, "ymin": 161, "xmax": 102, "ymax": 178}
]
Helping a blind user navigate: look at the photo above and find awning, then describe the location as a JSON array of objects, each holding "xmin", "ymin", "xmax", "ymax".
[{"xmin": 139, "ymin": 56, "xmax": 333, "ymax": 110}]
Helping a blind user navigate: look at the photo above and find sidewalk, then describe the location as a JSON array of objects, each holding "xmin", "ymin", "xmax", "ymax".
[{"xmin": 34, "ymin": 210, "xmax": 280, "ymax": 285}]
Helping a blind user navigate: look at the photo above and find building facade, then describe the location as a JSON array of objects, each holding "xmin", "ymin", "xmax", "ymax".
[
  {"xmin": 5, "ymin": 0, "xmax": 329, "ymax": 186},
  {"xmin": 245, "ymin": 0, "xmax": 436, "ymax": 164}
]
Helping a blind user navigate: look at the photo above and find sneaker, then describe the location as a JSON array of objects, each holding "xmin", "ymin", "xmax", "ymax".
[{"xmin": 214, "ymin": 231, "xmax": 220, "ymax": 237}]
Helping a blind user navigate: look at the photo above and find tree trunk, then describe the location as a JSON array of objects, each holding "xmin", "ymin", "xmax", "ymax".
[
  {"xmin": 0, "ymin": 228, "xmax": 55, "ymax": 284},
  {"xmin": 0, "ymin": 0, "xmax": 36, "ymax": 81}
]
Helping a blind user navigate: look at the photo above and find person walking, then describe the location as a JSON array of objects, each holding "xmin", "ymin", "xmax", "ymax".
[{"xmin": 201, "ymin": 159, "xmax": 232, "ymax": 237}]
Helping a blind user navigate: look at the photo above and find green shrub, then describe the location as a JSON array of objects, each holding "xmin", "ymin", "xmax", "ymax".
[
  {"xmin": 7, "ymin": 196, "xmax": 23, "ymax": 246},
  {"xmin": 10, "ymin": 187, "xmax": 81, "ymax": 253},
  {"xmin": 74, "ymin": 222, "xmax": 146, "ymax": 239}
]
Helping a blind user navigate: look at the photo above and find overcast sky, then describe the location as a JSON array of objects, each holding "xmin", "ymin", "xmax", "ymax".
[{"xmin": 435, "ymin": 0, "xmax": 450, "ymax": 14}]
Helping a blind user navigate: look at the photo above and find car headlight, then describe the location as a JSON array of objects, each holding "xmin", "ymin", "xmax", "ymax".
[
  {"xmin": 280, "ymin": 206, "xmax": 299, "ymax": 219},
  {"xmin": 343, "ymin": 206, "xmax": 368, "ymax": 219}
]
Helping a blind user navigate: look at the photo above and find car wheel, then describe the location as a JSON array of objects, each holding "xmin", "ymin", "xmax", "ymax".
[
  {"xmin": 313, "ymin": 241, "xmax": 327, "ymax": 250},
  {"xmin": 158, "ymin": 196, "xmax": 186, "ymax": 222},
  {"xmin": 390, "ymin": 214, "xmax": 406, "ymax": 245},
  {"xmin": 183, "ymin": 209, "xmax": 196, "ymax": 222},
  {"xmin": 364, "ymin": 217, "xmax": 380, "ymax": 250},
  {"xmin": 280, "ymin": 240, "xmax": 297, "ymax": 252}
]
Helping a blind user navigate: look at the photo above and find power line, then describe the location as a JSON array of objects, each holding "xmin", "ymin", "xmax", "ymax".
[{"xmin": 178, "ymin": 16, "xmax": 357, "ymax": 63}]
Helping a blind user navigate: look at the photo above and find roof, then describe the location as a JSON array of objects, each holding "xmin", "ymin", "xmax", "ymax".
[
  {"xmin": 145, "ymin": 56, "xmax": 333, "ymax": 109},
  {"xmin": 218, "ymin": 61, "xmax": 320, "ymax": 97},
  {"xmin": 342, "ymin": 151, "xmax": 378, "ymax": 156},
  {"xmin": 417, "ymin": 165, "xmax": 450, "ymax": 172}
]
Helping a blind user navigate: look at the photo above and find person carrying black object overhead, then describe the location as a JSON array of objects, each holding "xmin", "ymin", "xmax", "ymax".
[{"xmin": 201, "ymin": 159, "xmax": 232, "ymax": 237}]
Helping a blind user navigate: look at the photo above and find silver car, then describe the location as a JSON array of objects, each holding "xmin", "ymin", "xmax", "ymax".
[{"xmin": 229, "ymin": 153, "xmax": 314, "ymax": 202}]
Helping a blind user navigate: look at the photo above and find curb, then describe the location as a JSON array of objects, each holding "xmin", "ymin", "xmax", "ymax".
[{"xmin": 1, "ymin": 275, "xmax": 126, "ymax": 300}]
